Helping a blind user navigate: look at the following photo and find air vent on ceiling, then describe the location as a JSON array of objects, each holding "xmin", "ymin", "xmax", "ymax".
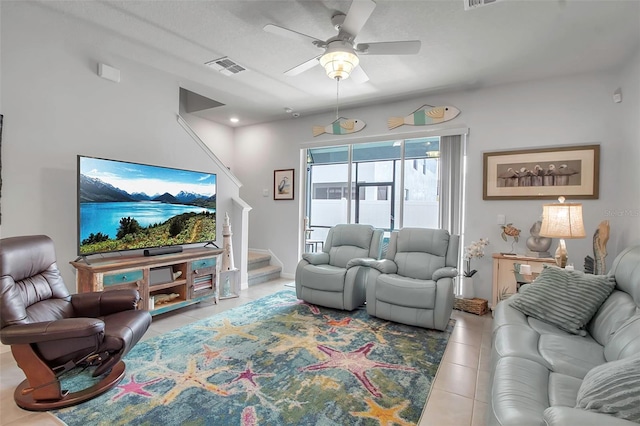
[
  {"xmin": 464, "ymin": 0, "xmax": 502, "ymax": 10},
  {"xmin": 205, "ymin": 56, "xmax": 247, "ymax": 76}
]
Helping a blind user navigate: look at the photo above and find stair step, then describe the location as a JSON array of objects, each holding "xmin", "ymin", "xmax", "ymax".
[
  {"xmin": 248, "ymin": 251, "xmax": 271, "ymax": 271},
  {"xmin": 248, "ymin": 265, "xmax": 282, "ymax": 286}
]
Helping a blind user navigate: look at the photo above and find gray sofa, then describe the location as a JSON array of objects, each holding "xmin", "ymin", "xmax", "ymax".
[{"xmin": 489, "ymin": 245, "xmax": 640, "ymax": 426}]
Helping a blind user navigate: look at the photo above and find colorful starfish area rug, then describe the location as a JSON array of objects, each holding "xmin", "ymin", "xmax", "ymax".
[{"xmin": 53, "ymin": 289, "xmax": 454, "ymax": 425}]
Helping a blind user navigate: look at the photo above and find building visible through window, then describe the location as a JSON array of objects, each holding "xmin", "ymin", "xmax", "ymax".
[{"xmin": 305, "ymin": 137, "xmax": 442, "ymax": 239}]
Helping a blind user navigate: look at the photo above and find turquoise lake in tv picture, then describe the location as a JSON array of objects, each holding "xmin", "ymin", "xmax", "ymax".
[{"xmin": 80, "ymin": 202, "xmax": 215, "ymax": 242}]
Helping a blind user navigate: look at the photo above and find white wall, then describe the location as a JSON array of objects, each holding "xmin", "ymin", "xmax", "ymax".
[
  {"xmin": 179, "ymin": 106, "xmax": 236, "ymax": 172},
  {"xmin": 1, "ymin": 2, "xmax": 236, "ymax": 289},
  {"xmin": 233, "ymin": 123, "xmax": 302, "ymax": 274},
  {"xmin": 235, "ymin": 55, "xmax": 640, "ymax": 302},
  {"xmin": 2, "ymin": 1, "xmax": 638, "ymax": 303},
  {"xmin": 610, "ymin": 48, "xmax": 640, "ymax": 254}
]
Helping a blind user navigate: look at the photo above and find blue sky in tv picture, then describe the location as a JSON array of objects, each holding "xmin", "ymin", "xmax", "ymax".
[{"xmin": 78, "ymin": 156, "xmax": 216, "ymax": 255}]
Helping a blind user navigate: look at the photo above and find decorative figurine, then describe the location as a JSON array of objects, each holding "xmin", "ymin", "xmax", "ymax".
[
  {"xmin": 526, "ymin": 220, "xmax": 552, "ymax": 258},
  {"xmin": 222, "ymin": 275, "xmax": 231, "ymax": 298},
  {"xmin": 500, "ymin": 223, "xmax": 521, "ymax": 255},
  {"xmin": 312, "ymin": 117, "xmax": 366, "ymax": 137},
  {"xmin": 387, "ymin": 105, "xmax": 461, "ymax": 130},
  {"xmin": 222, "ymin": 212, "xmax": 235, "ymax": 271},
  {"xmin": 585, "ymin": 220, "xmax": 610, "ymax": 274}
]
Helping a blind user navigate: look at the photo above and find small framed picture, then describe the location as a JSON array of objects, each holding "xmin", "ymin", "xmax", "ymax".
[{"xmin": 274, "ymin": 169, "xmax": 294, "ymax": 200}]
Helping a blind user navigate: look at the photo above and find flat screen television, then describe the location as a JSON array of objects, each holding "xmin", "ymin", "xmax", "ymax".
[{"xmin": 77, "ymin": 155, "xmax": 216, "ymax": 256}]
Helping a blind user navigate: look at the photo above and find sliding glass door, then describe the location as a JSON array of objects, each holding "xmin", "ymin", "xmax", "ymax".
[
  {"xmin": 402, "ymin": 138, "xmax": 440, "ymax": 228},
  {"xmin": 306, "ymin": 137, "xmax": 443, "ymax": 239},
  {"xmin": 305, "ymin": 134, "xmax": 466, "ymax": 294}
]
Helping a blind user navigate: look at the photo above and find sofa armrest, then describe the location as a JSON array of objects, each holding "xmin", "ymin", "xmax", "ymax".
[
  {"xmin": 301, "ymin": 252, "xmax": 330, "ymax": 265},
  {"xmin": 369, "ymin": 259, "xmax": 398, "ymax": 274},
  {"xmin": 433, "ymin": 267, "xmax": 458, "ymax": 281},
  {"xmin": 346, "ymin": 258, "xmax": 376, "ymax": 269},
  {"xmin": 0, "ymin": 318, "xmax": 104, "ymax": 345},
  {"xmin": 543, "ymin": 407, "xmax": 637, "ymax": 426},
  {"xmin": 71, "ymin": 289, "xmax": 141, "ymax": 317}
]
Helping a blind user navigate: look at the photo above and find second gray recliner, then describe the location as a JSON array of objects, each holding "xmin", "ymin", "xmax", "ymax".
[{"xmin": 364, "ymin": 227, "xmax": 459, "ymax": 331}]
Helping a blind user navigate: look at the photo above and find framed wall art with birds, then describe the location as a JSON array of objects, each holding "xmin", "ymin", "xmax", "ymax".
[{"xmin": 274, "ymin": 169, "xmax": 295, "ymax": 200}]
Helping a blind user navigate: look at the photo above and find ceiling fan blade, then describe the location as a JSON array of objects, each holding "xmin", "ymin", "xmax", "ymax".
[
  {"xmin": 263, "ymin": 24, "xmax": 324, "ymax": 46},
  {"xmin": 284, "ymin": 55, "xmax": 321, "ymax": 76},
  {"xmin": 341, "ymin": 0, "xmax": 376, "ymax": 37},
  {"xmin": 349, "ymin": 65, "xmax": 370, "ymax": 84},
  {"xmin": 356, "ymin": 40, "xmax": 422, "ymax": 55}
]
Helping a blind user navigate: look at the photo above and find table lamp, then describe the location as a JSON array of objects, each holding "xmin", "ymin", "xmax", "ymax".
[{"xmin": 539, "ymin": 196, "xmax": 586, "ymax": 268}]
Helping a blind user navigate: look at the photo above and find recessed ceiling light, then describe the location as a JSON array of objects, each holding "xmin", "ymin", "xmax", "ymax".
[{"xmin": 230, "ymin": 117, "xmax": 239, "ymax": 123}]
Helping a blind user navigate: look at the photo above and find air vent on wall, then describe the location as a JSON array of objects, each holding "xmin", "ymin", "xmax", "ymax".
[
  {"xmin": 464, "ymin": 0, "xmax": 502, "ymax": 10},
  {"xmin": 205, "ymin": 56, "xmax": 247, "ymax": 76}
]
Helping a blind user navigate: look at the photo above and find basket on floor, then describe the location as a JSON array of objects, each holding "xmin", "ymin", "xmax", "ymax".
[{"xmin": 454, "ymin": 297, "xmax": 488, "ymax": 316}]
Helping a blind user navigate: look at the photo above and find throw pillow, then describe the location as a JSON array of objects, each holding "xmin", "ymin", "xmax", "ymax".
[
  {"xmin": 576, "ymin": 355, "xmax": 640, "ymax": 422},
  {"xmin": 509, "ymin": 265, "xmax": 615, "ymax": 336}
]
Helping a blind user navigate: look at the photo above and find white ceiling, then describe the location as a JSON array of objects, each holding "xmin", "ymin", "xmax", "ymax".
[{"xmin": 34, "ymin": 0, "xmax": 640, "ymax": 127}]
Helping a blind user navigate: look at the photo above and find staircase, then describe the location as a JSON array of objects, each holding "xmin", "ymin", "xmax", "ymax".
[{"xmin": 248, "ymin": 250, "xmax": 282, "ymax": 286}]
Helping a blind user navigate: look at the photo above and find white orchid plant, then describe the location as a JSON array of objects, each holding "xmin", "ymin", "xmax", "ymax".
[{"xmin": 464, "ymin": 238, "xmax": 490, "ymax": 277}]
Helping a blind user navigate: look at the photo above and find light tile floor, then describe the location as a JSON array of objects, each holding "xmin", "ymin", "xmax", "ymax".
[{"xmin": 0, "ymin": 279, "xmax": 492, "ymax": 425}]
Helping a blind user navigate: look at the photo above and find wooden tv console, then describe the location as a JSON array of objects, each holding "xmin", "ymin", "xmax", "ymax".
[{"xmin": 70, "ymin": 247, "xmax": 224, "ymax": 316}]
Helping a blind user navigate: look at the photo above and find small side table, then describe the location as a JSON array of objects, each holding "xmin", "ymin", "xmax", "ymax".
[
  {"xmin": 514, "ymin": 267, "xmax": 540, "ymax": 291},
  {"xmin": 492, "ymin": 253, "xmax": 555, "ymax": 308}
]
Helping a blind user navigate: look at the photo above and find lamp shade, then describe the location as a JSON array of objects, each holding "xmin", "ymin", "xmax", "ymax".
[
  {"xmin": 320, "ymin": 42, "xmax": 359, "ymax": 80},
  {"xmin": 539, "ymin": 201, "xmax": 586, "ymax": 239}
]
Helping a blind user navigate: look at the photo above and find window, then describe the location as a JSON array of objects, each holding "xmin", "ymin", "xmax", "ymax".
[
  {"xmin": 306, "ymin": 137, "xmax": 454, "ymax": 232},
  {"xmin": 314, "ymin": 187, "xmax": 327, "ymax": 199},
  {"xmin": 377, "ymin": 186, "xmax": 388, "ymax": 201},
  {"xmin": 327, "ymin": 187, "xmax": 342, "ymax": 199},
  {"xmin": 306, "ymin": 149, "xmax": 349, "ymax": 234}
]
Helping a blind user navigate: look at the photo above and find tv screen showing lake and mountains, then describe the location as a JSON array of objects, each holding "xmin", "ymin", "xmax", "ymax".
[{"xmin": 78, "ymin": 156, "xmax": 216, "ymax": 255}]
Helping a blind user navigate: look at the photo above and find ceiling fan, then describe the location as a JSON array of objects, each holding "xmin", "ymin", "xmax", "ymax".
[{"xmin": 263, "ymin": 0, "xmax": 421, "ymax": 83}]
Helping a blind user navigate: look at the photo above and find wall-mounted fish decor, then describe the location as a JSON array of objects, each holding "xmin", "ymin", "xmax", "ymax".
[
  {"xmin": 313, "ymin": 117, "xmax": 366, "ymax": 137},
  {"xmin": 387, "ymin": 105, "xmax": 460, "ymax": 130}
]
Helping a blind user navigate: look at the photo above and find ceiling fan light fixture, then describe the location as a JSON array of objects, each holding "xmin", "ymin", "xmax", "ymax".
[{"xmin": 319, "ymin": 43, "xmax": 359, "ymax": 80}]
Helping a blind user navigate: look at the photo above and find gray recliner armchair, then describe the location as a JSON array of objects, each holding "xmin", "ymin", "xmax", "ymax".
[
  {"xmin": 295, "ymin": 224, "xmax": 383, "ymax": 311},
  {"xmin": 364, "ymin": 227, "xmax": 459, "ymax": 331}
]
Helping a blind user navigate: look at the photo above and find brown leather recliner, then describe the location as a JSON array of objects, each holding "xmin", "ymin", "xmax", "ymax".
[{"xmin": 0, "ymin": 235, "xmax": 152, "ymax": 411}]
